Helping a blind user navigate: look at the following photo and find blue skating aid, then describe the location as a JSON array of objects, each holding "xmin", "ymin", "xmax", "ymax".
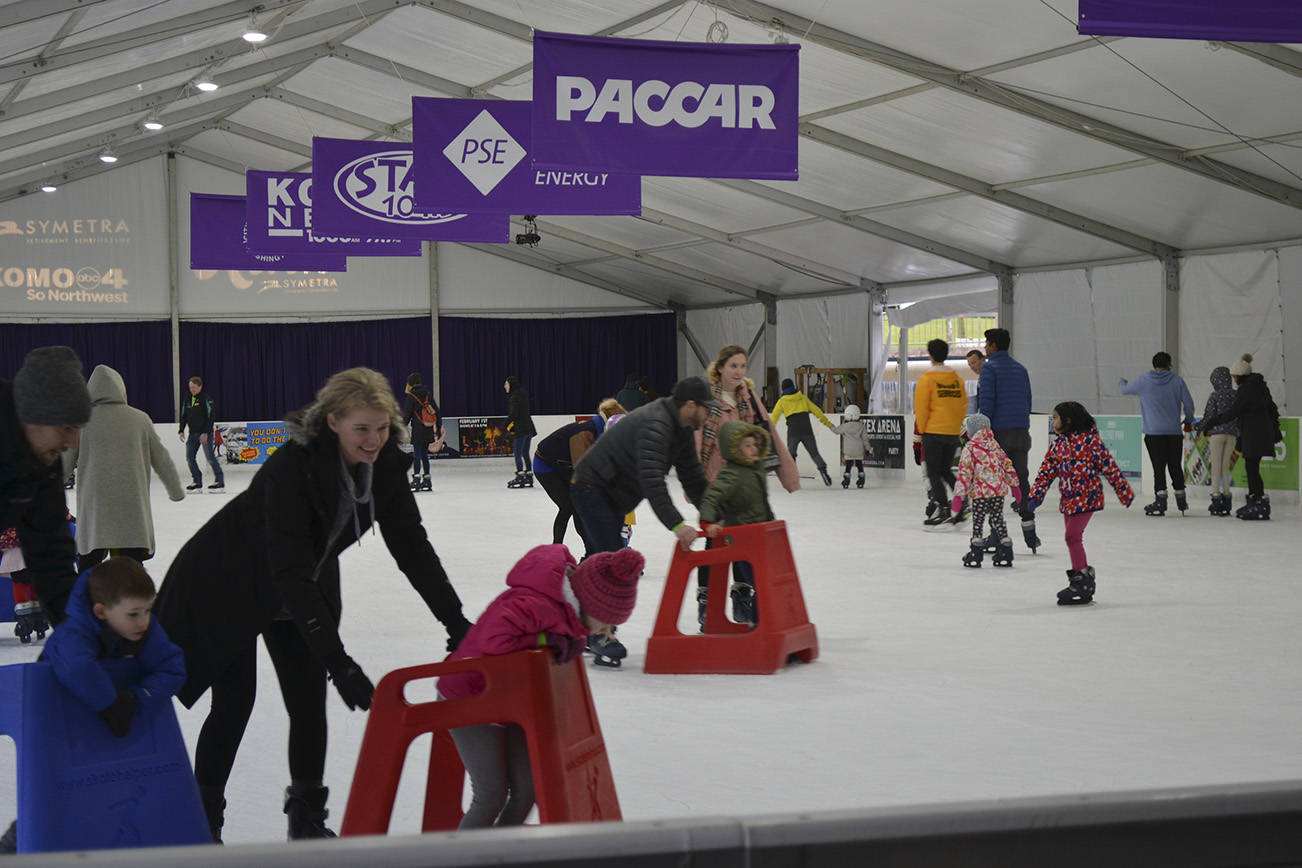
[
  {"xmin": 0, "ymin": 576, "xmax": 14, "ymax": 624},
  {"xmin": 0, "ymin": 662, "xmax": 210, "ymax": 853}
]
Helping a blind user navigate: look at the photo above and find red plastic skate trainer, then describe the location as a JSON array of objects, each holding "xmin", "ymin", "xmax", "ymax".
[
  {"xmin": 644, "ymin": 521, "xmax": 818, "ymax": 675},
  {"xmin": 341, "ymin": 650, "xmax": 620, "ymax": 835}
]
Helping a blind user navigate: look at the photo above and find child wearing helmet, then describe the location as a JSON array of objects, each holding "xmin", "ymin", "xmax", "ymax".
[{"xmin": 831, "ymin": 405, "xmax": 871, "ymax": 489}]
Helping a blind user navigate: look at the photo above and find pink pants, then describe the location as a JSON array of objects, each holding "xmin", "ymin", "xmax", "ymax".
[{"xmin": 1063, "ymin": 512, "xmax": 1093, "ymax": 570}]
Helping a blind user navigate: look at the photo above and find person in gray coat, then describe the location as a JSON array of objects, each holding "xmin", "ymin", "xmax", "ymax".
[{"xmin": 64, "ymin": 365, "xmax": 185, "ymax": 569}]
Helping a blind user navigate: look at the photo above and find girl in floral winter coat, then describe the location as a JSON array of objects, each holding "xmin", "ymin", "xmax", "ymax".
[
  {"xmin": 950, "ymin": 414, "xmax": 1021, "ymax": 568},
  {"xmin": 1027, "ymin": 402, "xmax": 1134, "ymax": 606}
]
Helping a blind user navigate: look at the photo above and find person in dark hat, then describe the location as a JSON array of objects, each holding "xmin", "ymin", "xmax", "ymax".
[{"xmin": 0, "ymin": 347, "xmax": 91, "ymax": 641}]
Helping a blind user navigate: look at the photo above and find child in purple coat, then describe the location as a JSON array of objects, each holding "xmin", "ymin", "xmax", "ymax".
[{"xmin": 438, "ymin": 544, "xmax": 644, "ymax": 828}]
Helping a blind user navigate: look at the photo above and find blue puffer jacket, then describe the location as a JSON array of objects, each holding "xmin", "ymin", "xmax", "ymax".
[
  {"xmin": 977, "ymin": 351, "xmax": 1031, "ymax": 431},
  {"xmin": 1201, "ymin": 367, "xmax": 1239, "ymax": 437},
  {"xmin": 43, "ymin": 570, "xmax": 186, "ymax": 714},
  {"xmin": 1118, "ymin": 369, "xmax": 1194, "ymax": 435}
]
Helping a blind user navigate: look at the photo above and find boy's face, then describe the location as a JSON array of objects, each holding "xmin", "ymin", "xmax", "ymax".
[
  {"xmin": 188, "ymin": 381, "xmax": 201, "ymax": 395},
  {"xmin": 94, "ymin": 595, "xmax": 154, "ymax": 642},
  {"xmin": 739, "ymin": 435, "xmax": 760, "ymax": 462}
]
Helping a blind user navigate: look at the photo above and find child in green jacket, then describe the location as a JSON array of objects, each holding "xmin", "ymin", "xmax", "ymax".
[{"xmin": 700, "ymin": 420, "xmax": 774, "ymax": 626}]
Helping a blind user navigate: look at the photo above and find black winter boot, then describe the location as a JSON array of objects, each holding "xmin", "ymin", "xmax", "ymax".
[
  {"xmin": 199, "ymin": 785, "xmax": 226, "ymax": 844},
  {"xmin": 284, "ymin": 782, "xmax": 337, "ymax": 839}
]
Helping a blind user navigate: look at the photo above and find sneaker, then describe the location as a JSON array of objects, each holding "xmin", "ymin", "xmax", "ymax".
[
  {"xmin": 208, "ymin": 481, "xmax": 225, "ymax": 491},
  {"xmin": 186, "ymin": 482, "xmax": 202, "ymax": 491}
]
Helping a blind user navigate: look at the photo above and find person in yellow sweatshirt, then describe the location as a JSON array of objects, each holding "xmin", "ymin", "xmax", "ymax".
[
  {"xmin": 770, "ymin": 378, "xmax": 836, "ymax": 486},
  {"xmin": 915, "ymin": 339, "xmax": 969, "ymax": 526}
]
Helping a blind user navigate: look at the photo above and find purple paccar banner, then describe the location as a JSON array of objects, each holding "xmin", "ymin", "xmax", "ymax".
[
  {"xmin": 244, "ymin": 171, "xmax": 422, "ymax": 256},
  {"xmin": 189, "ymin": 193, "xmax": 347, "ymax": 272},
  {"xmin": 1079, "ymin": 0, "xmax": 1302, "ymax": 41},
  {"xmin": 531, "ymin": 31, "xmax": 799, "ymax": 180},
  {"xmin": 410, "ymin": 98, "xmax": 641, "ymax": 215},
  {"xmin": 311, "ymin": 138, "xmax": 509, "ymax": 242}
]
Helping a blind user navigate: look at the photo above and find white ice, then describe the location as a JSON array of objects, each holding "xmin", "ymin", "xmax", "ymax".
[{"xmin": 3, "ymin": 449, "xmax": 1301, "ymax": 845}]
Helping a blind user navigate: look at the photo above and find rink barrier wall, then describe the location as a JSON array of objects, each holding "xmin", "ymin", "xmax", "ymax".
[
  {"xmin": 27, "ymin": 779, "xmax": 1302, "ymax": 866},
  {"xmin": 149, "ymin": 414, "xmax": 1302, "ymax": 504}
]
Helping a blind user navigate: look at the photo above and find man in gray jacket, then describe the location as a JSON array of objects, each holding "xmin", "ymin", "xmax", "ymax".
[{"xmin": 64, "ymin": 364, "xmax": 186, "ymax": 568}]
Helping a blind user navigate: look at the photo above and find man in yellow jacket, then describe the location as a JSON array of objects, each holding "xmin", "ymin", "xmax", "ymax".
[
  {"xmin": 915, "ymin": 339, "xmax": 968, "ymax": 525},
  {"xmin": 770, "ymin": 378, "xmax": 836, "ymax": 486}
]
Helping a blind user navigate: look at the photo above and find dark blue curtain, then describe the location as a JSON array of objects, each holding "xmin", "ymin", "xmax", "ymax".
[
  {"xmin": 180, "ymin": 318, "xmax": 431, "ymax": 421},
  {"xmin": 0, "ymin": 321, "xmax": 172, "ymax": 421},
  {"xmin": 438, "ymin": 312, "xmax": 676, "ymax": 416}
]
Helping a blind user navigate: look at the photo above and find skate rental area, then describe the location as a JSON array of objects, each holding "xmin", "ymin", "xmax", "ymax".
[{"xmin": 2, "ymin": 0, "xmax": 1302, "ymax": 863}]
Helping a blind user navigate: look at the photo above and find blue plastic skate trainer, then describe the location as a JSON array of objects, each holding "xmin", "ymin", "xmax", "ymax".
[{"xmin": 0, "ymin": 662, "xmax": 210, "ymax": 853}]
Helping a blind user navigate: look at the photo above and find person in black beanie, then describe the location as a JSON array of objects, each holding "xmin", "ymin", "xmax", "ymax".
[
  {"xmin": 504, "ymin": 375, "xmax": 537, "ymax": 489},
  {"xmin": 0, "ymin": 346, "xmax": 91, "ymax": 628}
]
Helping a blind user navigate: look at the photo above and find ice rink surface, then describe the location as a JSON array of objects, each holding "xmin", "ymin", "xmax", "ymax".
[{"xmin": 3, "ymin": 459, "xmax": 1300, "ymax": 844}]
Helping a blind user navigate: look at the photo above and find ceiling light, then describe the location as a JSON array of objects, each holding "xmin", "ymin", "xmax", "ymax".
[
  {"xmin": 98, "ymin": 147, "xmax": 118, "ymax": 164},
  {"xmin": 194, "ymin": 77, "xmax": 219, "ymax": 92},
  {"xmin": 242, "ymin": 14, "xmax": 267, "ymax": 43},
  {"xmin": 40, "ymin": 183, "xmax": 57, "ymax": 193},
  {"xmin": 142, "ymin": 113, "xmax": 164, "ymax": 131}
]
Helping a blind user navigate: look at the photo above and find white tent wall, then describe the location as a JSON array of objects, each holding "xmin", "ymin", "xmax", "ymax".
[
  {"xmin": 437, "ymin": 244, "xmax": 653, "ymax": 316},
  {"xmin": 1179, "ymin": 249, "xmax": 1285, "ymax": 414},
  {"xmin": 775, "ymin": 293, "xmax": 873, "ymax": 380},
  {"xmin": 683, "ymin": 304, "xmax": 766, "ymax": 382},
  {"xmin": 1282, "ymin": 245, "xmax": 1302, "ymax": 415}
]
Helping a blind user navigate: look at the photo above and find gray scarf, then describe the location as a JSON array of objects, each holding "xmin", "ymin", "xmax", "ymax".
[{"xmin": 314, "ymin": 454, "xmax": 376, "ymax": 582}]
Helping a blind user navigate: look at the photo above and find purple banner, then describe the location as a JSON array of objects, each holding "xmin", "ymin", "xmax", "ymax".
[
  {"xmin": 410, "ymin": 98, "xmax": 641, "ymax": 214},
  {"xmin": 531, "ymin": 30, "xmax": 798, "ymax": 180},
  {"xmin": 189, "ymin": 193, "xmax": 347, "ymax": 272},
  {"xmin": 311, "ymin": 138, "xmax": 509, "ymax": 242},
  {"xmin": 244, "ymin": 171, "xmax": 422, "ymax": 256},
  {"xmin": 1079, "ymin": 0, "xmax": 1302, "ymax": 41}
]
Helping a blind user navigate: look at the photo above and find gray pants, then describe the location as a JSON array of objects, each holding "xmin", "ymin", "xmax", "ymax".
[{"xmin": 449, "ymin": 722, "xmax": 534, "ymax": 828}]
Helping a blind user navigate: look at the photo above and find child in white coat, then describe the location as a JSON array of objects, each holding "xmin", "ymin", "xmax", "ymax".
[{"xmin": 830, "ymin": 405, "xmax": 871, "ymax": 489}]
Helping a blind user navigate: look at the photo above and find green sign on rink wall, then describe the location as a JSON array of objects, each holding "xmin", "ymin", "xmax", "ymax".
[
  {"xmin": 1095, "ymin": 416, "xmax": 1143, "ymax": 480},
  {"xmin": 1185, "ymin": 417, "xmax": 1298, "ymax": 492}
]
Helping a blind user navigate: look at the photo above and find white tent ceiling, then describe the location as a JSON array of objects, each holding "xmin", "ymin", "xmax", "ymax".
[{"xmin": 1, "ymin": 0, "xmax": 1299, "ymax": 311}]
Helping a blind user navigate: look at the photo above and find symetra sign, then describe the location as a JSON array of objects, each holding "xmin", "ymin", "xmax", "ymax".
[
  {"xmin": 554, "ymin": 78, "xmax": 776, "ymax": 129},
  {"xmin": 410, "ymin": 98, "xmax": 641, "ymax": 215},
  {"xmin": 311, "ymin": 138, "xmax": 509, "ymax": 242},
  {"xmin": 245, "ymin": 171, "xmax": 421, "ymax": 256},
  {"xmin": 532, "ymin": 30, "xmax": 798, "ymax": 180}
]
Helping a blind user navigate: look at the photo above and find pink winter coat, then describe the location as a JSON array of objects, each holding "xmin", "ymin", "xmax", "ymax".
[
  {"xmin": 952, "ymin": 429, "xmax": 1020, "ymax": 500},
  {"xmin": 437, "ymin": 545, "xmax": 588, "ymax": 700},
  {"xmin": 696, "ymin": 380, "xmax": 800, "ymax": 493}
]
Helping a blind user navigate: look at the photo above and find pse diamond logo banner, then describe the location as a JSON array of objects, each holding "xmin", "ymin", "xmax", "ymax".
[
  {"xmin": 411, "ymin": 98, "xmax": 641, "ymax": 215},
  {"xmin": 532, "ymin": 30, "xmax": 799, "ymax": 180},
  {"xmin": 311, "ymin": 138, "xmax": 509, "ymax": 242}
]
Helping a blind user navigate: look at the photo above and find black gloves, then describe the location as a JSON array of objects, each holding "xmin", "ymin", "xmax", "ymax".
[
  {"xmin": 446, "ymin": 617, "xmax": 473, "ymax": 653},
  {"xmin": 327, "ymin": 655, "xmax": 374, "ymax": 711},
  {"xmin": 543, "ymin": 632, "xmax": 584, "ymax": 664},
  {"xmin": 98, "ymin": 688, "xmax": 138, "ymax": 738}
]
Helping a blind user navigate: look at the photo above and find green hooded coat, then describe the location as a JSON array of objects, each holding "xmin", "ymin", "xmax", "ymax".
[{"xmin": 699, "ymin": 420, "xmax": 775, "ymax": 527}]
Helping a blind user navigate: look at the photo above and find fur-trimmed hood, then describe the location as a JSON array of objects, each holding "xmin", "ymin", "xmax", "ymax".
[{"xmin": 718, "ymin": 419, "xmax": 770, "ymax": 466}]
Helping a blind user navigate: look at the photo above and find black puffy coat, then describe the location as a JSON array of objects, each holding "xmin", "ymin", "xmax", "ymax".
[
  {"xmin": 572, "ymin": 397, "xmax": 708, "ymax": 531},
  {"xmin": 507, "ymin": 387, "xmax": 536, "ymax": 439},
  {"xmin": 0, "ymin": 380, "xmax": 77, "ymax": 624},
  {"xmin": 1202, "ymin": 373, "xmax": 1280, "ymax": 459},
  {"xmin": 154, "ymin": 415, "xmax": 470, "ymax": 707}
]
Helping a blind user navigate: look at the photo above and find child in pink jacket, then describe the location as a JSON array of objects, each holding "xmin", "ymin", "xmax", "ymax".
[
  {"xmin": 437, "ymin": 544, "xmax": 644, "ymax": 828},
  {"xmin": 1027, "ymin": 401, "xmax": 1134, "ymax": 606},
  {"xmin": 950, "ymin": 413, "xmax": 1021, "ymax": 568}
]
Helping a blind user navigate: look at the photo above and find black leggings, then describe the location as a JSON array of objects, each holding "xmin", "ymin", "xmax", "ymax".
[
  {"xmin": 1144, "ymin": 434, "xmax": 1185, "ymax": 492},
  {"xmin": 536, "ymin": 468, "xmax": 591, "ymax": 551},
  {"xmin": 1243, "ymin": 454, "xmax": 1264, "ymax": 497},
  {"xmin": 921, "ymin": 433, "xmax": 959, "ymax": 502},
  {"xmin": 193, "ymin": 620, "xmax": 327, "ymax": 790}
]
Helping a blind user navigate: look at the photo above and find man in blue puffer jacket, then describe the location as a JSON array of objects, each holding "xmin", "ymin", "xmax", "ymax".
[
  {"xmin": 977, "ymin": 328, "xmax": 1039, "ymax": 549},
  {"xmin": 1119, "ymin": 351, "xmax": 1195, "ymax": 515}
]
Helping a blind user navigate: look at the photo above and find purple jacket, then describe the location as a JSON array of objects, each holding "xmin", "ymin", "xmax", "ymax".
[{"xmin": 438, "ymin": 545, "xmax": 588, "ymax": 700}]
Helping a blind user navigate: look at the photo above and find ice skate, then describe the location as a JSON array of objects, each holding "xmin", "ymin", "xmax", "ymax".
[
  {"xmin": 841, "ymin": 469, "xmax": 850, "ymax": 489},
  {"xmin": 1237, "ymin": 494, "xmax": 1271, "ymax": 521},
  {"xmin": 186, "ymin": 482, "xmax": 202, "ymax": 492},
  {"xmin": 696, "ymin": 585, "xmax": 709, "ymax": 632},
  {"xmin": 284, "ymin": 783, "xmax": 336, "ymax": 839},
  {"xmin": 409, "ymin": 474, "xmax": 420, "ymax": 491},
  {"xmin": 63, "ymin": 472, "xmax": 75, "ymax": 490},
  {"xmin": 1218, "ymin": 492, "xmax": 1232, "ymax": 516},
  {"xmin": 948, "ymin": 500, "xmax": 969, "ymax": 524},
  {"xmin": 962, "ymin": 539, "xmax": 983, "ymax": 568},
  {"xmin": 521, "ymin": 471, "xmax": 534, "ymax": 488},
  {"xmin": 418, "ymin": 474, "xmax": 432, "ymax": 492},
  {"xmin": 1143, "ymin": 490, "xmax": 1167, "ymax": 516},
  {"xmin": 819, "ymin": 467, "xmax": 832, "ymax": 486},
  {"xmin": 991, "ymin": 538, "xmax": 1014, "ymax": 567},
  {"xmin": 1208, "ymin": 493, "xmax": 1223, "ymax": 516},
  {"xmin": 730, "ymin": 582, "xmax": 757, "ymax": 625},
  {"xmin": 982, "ymin": 531, "xmax": 1001, "ymax": 554},
  {"xmin": 586, "ymin": 630, "xmax": 627, "ymax": 667},
  {"xmin": 856, "ymin": 469, "xmax": 865, "ymax": 489},
  {"xmin": 925, "ymin": 497, "xmax": 940, "ymax": 519},
  {"xmin": 13, "ymin": 601, "xmax": 46, "ymax": 644},
  {"xmin": 208, "ymin": 481, "xmax": 225, "ymax": 492},
  {"xmin": 1173, "ymin": 488, "xmax": 1188, "ymax": 515},
  {"xmin": 1056, "ymin": 568, "xmax": 1095, "ymax": 605},
  {"xmin": 506, "ymin": 472, "xmax": 526, "ymax": 488},
  {"xmin": 923, "ymin": 505, "xmax": 951, "ymax": 527},
  {"xmin": 1021, "ymin": 516, "xmax": 1040, "ymax": 553}
]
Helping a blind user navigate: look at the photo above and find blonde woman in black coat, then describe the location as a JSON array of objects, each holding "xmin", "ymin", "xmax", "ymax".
[{"xmin": 155, "ymin": 367, "xmax": 473, "ymax": 842}]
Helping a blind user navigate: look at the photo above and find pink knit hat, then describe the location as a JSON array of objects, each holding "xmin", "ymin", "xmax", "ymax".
[{"xmin": 570, "ymin": 548, "xmax": 644, "ymax": 625}]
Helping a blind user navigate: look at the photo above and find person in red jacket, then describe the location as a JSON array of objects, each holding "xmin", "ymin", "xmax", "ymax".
[
  {"xmin": 1026, "ymin": 402, "xmax": 1134, "ymax": 606},
  {"xmin": 438, "ymin": 545, "xmax": 644, "ymax": 828}
]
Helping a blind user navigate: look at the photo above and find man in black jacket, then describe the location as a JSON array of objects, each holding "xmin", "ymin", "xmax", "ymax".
[
  {"xmin": 179, "ymin": 375, "xmax": 224, "ymax": 491},
  {"xmin": 0, "ymin": 346, "xmax": 91, "ymax": 628},
  {"xmin": 571, "ymin": 376, "xmax": 716, "ymax": 556}
]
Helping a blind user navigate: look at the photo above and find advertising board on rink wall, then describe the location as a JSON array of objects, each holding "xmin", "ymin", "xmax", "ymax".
[{"xmin": 0, "ymin": 158, "xmax": 170, "ymax": 317}]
